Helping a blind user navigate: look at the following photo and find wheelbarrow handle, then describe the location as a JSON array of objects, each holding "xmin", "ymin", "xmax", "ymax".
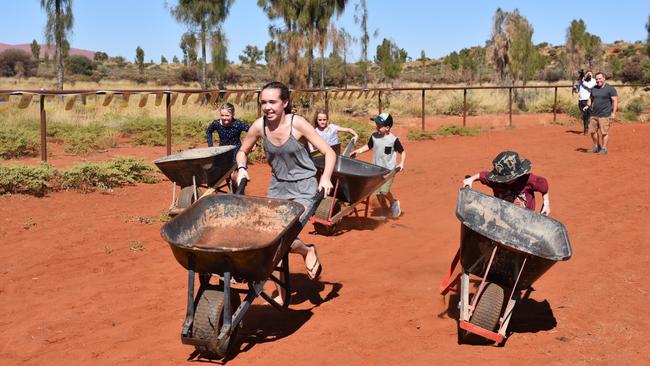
[
  {"xmin": 342, "ymin": 138, "xmax": 356, "ymax": 157},
  {"xmin": 235, "ymin": 177, "xmax": 248, "ymax": 195},
  {"xmin": 298, "ymin": 189, "xmax": 326, "ymax": 228}
]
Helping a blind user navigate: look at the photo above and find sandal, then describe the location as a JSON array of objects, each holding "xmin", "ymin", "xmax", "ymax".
[{"xmin": 305, "ymin": 244, "xmax": 322, "ymax": 280}]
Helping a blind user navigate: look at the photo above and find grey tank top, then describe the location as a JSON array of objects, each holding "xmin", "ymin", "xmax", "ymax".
[{"xmin": 263, "ymin": 114, "xmax": 317, "ymax": 181}]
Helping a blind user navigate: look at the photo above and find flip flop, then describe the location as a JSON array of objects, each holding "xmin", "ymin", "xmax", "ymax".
[{"xmin": 305, "ymin": 244, "xmax": 322, "ymax": 280}]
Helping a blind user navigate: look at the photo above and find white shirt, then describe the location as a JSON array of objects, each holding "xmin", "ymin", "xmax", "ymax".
[{"xmin": 578, "ymin": 79, "xmax": 596, "ymax": 101}]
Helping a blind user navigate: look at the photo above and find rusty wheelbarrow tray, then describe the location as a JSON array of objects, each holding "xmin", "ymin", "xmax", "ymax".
[
  {"xmin": 310, "ymin": 155, "xmax": 399, "ymax": 235},
  {"xmin": 160, "ymin": 190, "xmax": 323, "ymax": 358},
  {"xmin": 439, "ymin": 188, "xmax": 572, "ymax": 345},
  {"xmin": 154, "ymin": 146, "xmax": 237, "ymax": 215}
]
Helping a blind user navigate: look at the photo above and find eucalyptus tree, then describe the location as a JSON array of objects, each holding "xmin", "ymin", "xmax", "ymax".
[
  {"xmin": 211, "ymin": 28, "xmax": 228, "ymax": 88},
  {"xmin": 258, "ymin": 0, "xmax": 306, "ymax": 87},
  {"xmin": 354, "ymin": 0, "xmax": 377, "ymax": 88},
  {"xmin": 179, "ymin": 31, "xmax": 198, "ymax": 66},
  {"xmin": 40, "ymin": 0, "xmax": 73, "ymax": 90},
  {"xmin": 330, "ymin": 26, "xmax": 355, "ymax": 87},
  {"xmin": 171, "ymin": 0, "xmax": 234, "ymax": 90}
]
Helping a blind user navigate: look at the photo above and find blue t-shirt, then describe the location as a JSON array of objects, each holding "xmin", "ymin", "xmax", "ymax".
[{"xmin": 205, "ymin": 119, "xmax": 250, "ymax": 147}]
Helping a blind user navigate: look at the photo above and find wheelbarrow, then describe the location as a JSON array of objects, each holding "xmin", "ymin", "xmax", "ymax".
[
  {"xmin": 310, "ymin": 154, "xmax": 400, "ymax": 235},
  {"xmin": 160, "ymin": 181, "xmax": 324, "ymax": 358},
  {"xmin": 154, "ymin": 146, "xmax": 237, "ymax": 216},
  {"xmin": 439, "ymin": 188, "xmax": 572, "ymax": 345}
]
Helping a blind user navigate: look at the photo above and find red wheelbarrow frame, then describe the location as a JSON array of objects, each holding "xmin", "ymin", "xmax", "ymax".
[
  {"xmin": 310, "ymin": 175, "xmax": 372, "ymax": 229},
  {"xmin": 439, "ymin": 245, "xmax": 529, "ymax": 345}
]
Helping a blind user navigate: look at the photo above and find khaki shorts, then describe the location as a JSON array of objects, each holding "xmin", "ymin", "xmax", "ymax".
[
  {"xmin": 375, "ymin": 178, "xmax": 394, "ymax": 195},
  {"xmin": 589, "ymin": 116, "xmax": 611, "ymax": 135}
]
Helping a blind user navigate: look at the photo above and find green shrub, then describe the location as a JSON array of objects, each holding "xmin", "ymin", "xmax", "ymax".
[
  {"xmin": 59, "ymin": 157, "xmax": 159, "ymax": 191},
  {"xmin": 133, "ymin": 130, "xmax": 166, "ymax": 146},
  {"xmin": 566, "ymin": 104, "xmax": 582, "ymax": 120},
  {"xmin": 0, "ymin": 125, "xmax": 40, "ymax": 158},
  {"xmin": 626, "ymin": 98, "xmax": 645, "ymax": 115},
  {"xmin": 407, "ymin": 130, "xmax": 436, "ymax": 140},
  {"xmin": 532, "ymin": 95, "xmax": 573, "ymax": 113},
  {"xmin": 622, "ymin": 111, "xmax": 639, "ymax": 121},
  {"xmin": 0, "ymin": 163, "xmax": 54, "ymax": 196},
  {"xmin": 434, "ymin": 125, "xmax": 481, "ymax": 136},
  {"xmin": 440, "ymin": 95, "xmax": 479, "ymax": 116},
  {"xmin": 337, "ymin": 118, "xmax": 374, "ymax": 147}
]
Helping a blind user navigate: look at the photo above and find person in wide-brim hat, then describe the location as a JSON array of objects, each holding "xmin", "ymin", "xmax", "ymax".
[{"xmin": 463, "ymin": 151, "xmax": 551, "ymax": 216}]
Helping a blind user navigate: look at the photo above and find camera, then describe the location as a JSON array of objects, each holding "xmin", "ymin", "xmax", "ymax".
[{"xmin": 578, "ymin": 69, "xmax": 585, "ymax": 79}]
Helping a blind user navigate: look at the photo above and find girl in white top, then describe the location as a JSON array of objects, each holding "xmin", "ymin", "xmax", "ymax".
[{"xmin": 311, "ymin": 109, "xmax": 359, "ymax": 154}]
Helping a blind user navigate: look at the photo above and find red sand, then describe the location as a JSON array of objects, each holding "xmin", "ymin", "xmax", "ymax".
[{"xmin": 1, "ymin": 116, "xmax": 650, "ymax": 365}]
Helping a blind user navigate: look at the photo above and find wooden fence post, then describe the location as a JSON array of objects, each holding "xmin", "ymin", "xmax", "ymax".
[
  {"xmin": 553, "ymin": 87, "xmax": 558, "ymax": 122},
  {"xmin": 463, "ymin": 88, "xmax": 467, "ymax": 127},
  {"xmin": 508, "ymin": 87, "xmax": 513, "ymax": 127},
  {"xmin": 421, "ymin": 89, "xmax": 425, "ymax": 130},
  {"xmin": 166, "ymin": 93, "xmax": 172, "ymax": 155},
  {"xmin": 39, "ymin": 94, "xmax": 47, "ymax": 162},
  {"xmin": 378, "ymin": 91, "xmax": 382, "ymax": 114},
  {"xmin": 325, "ymin": 90, "xmax": 329, "ymax": 114}
]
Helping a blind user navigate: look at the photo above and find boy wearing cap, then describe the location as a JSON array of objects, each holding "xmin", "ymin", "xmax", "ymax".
[
  {"xmin": 351, "ymin": 113, "xmax": 406, "ymax": 218},
  {"xmin": 463, "ymin": 151, "xmax": 551, "ymax": 216}
]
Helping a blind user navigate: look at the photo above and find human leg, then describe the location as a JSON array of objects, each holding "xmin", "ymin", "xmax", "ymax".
[
  {"xmin": 588, "ymin": 117, "xmax": 599, "ymax": 152},
  {"xmin": 384, "ymin": 191, "xmax": 401, "ymax": 218}
]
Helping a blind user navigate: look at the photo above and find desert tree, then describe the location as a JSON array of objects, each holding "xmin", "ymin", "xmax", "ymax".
[
  {"xmin": 488, "ymin": 8, "xmax": 509, "ymax": 84},
  {"xmin": 172, "ymin": 55, "xmax": 180, "ymax": 64},
  {"xmin": 507, "ymin": 10, "xmax": 546, "ymax": 109},
  {"xmin": 258, "ymin": 0, "xmax": 307, "ymax": 87},
  {"xmin": 304, "ymin": 0, "xmax": 347, "ymax": 88},
  {"xmin": 180, "ymin": 32, "xmax": 198, "ymax": 66},
  {"xmin": 40, "ymin": 0, "xmax": 74, "ymax": 90},
  {"xmin": 93, "ymin": 51, "xmax": 108, "ymax": 62},
  {"xmin": 161, "ymin": 55, "xmax": 168, "ymax": 64},
  {"xmin": 330, "ymin": 26, "xmax": 355, "ymax": 87},
  {"xmin": 354, "ymin": 0, "xmax": 377, "ymax": 88},
  {"xmin": 30, "ymin": 40, "xmax": 41, "ymax": 62},
  {"xmin": 239, "ymin": 45, "xmax": 263, "ymax": 66},
  {"xmin": 210, "ymin": 28, "xmax": 229, "ymax": 88},
  {"xmin": 135, "ymin": 46, "xmax": 145, "ymax": 74},
  {"xmin": 645, "ymin": 14, "xmax": 650, "ymax": 57},
  {"xmin": 374, "ymin": 38, "xmax": 406, "ymax": 83},
  {"xmin": 566, "ymin": 19, "xmax": 602, "ymax": 71},
  {"xmin": 171, "ymin": 0, "xmax": 234, "ymax": 90}
]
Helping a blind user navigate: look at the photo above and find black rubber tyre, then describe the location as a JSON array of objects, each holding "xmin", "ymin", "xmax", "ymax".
[
  {"xmin": 314, "ymin": 222, "xmax": 337, "ymax": 236},
  {"xmin": 314, "ymin": 196, "xmax": 340, "ymax": 220},
  {"xmin": 469, "ymin": 282, "xmax": 505, "ymax": 332},
  {"xmin": 192, "ymin": 287, "xmax": 241, "ymax": 358},
  {"xmin": 313, "ymin": 197, "xmax": 340, "ymax": 236},
  {"xmin": 177, "ymin": 186, "xmax": 203, "ymax": 209}
]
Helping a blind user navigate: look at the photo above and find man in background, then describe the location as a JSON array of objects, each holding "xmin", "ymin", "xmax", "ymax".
[{"xmin": 588, "ymin": 72, "xmax": 618, "ymax": 155}]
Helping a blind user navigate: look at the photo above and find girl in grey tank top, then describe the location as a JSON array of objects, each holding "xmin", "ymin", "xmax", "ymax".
[
  {"xmin": 264, "ymin": 114, "xmax": 318, "ymax": 210},
  {"xmin": 233, "ymin": 82, "xmax": 337, "ymax": 304}
]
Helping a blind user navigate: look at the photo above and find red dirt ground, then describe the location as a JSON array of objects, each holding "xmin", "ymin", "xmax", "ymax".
[{"xmin": 2, "ymin": 115, "xmax": 650, "ymax": 365}]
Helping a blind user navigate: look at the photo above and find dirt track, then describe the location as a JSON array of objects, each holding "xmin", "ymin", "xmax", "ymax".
[{"xmin": 2, "ymin": 117, "xmax": 650, "ymax": 365}]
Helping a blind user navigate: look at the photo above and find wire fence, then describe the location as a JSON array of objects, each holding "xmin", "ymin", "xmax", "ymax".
[{"xmin": 1, "ymin": 83, "xmax": 647, "ymax": 161}]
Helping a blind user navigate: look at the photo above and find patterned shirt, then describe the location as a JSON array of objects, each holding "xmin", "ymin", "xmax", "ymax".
[{"xmin": 205, "ymin": 119, "xmax": 250, "ymax": 147}]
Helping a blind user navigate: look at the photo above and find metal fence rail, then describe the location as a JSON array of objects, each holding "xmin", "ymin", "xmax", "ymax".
[{"xmin": 1, "ymin": 83, "xmax": 647, "ymax": 162}]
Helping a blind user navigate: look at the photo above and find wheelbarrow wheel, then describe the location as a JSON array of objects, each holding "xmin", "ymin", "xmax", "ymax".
[
  {"xmin": 469, "ymin": 282, "xmax": 505, "ymax": 332},
  {"xmin": 313, "ymin": 197, "xmax": 340, "ymax": 236},
  {"xmin": 177, "ymin": 186, "xmax": 203, "ymax": 209},
  {"xmin": 314, "ymin": 222, "xmax": 337, "ymax": 236},
  {"xmin": 193, "ymin": 287, "xmax": 241, "ymax": 358}
]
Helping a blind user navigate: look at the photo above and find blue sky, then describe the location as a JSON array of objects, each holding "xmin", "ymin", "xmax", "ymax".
[{"xmin": 1, "ymin": 1, "xmax": 648, "ymax": 63}]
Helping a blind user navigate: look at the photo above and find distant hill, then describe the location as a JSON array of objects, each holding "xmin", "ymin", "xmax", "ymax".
[{"xmin": 0, "ymin": 43, "xmax": 95, "ymax": 59}]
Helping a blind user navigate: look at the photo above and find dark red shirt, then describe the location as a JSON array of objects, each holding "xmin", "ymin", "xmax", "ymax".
[{"xmin": 478, "ymin": 172, "xmax": 548, "ymax": 211}]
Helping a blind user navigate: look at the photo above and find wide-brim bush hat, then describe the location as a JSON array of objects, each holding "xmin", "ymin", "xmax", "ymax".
[
  {"xmin": 487, "ymin": 151, "xmax": 531, "ymax": 183},
  {"xmin": 370, "ymin": 112, "xmax": 393, "ymax": 127}
]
